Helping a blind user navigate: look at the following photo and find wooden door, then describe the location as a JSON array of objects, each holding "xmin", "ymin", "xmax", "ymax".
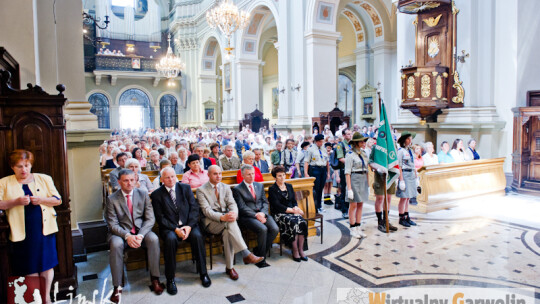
[{"xmin": 529, "ymin": 116, "xmax": 540, "ymax": 182}]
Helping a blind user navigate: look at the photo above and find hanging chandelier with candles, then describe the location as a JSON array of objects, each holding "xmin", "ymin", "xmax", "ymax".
[
  {"xmin": 206, "ymin": 0, "xmax": 251, "ymax": 58},
  {"xmin": 156, "ymin": 34, "xmax": 185, "ymax": 79}
]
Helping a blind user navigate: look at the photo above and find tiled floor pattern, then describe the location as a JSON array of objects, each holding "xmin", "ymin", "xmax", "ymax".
[{"xmin": 73, "ymin": 192, "xmax": 540, "ymax": 303}]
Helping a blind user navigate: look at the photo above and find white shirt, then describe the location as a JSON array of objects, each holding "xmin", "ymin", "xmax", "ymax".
[
  {"xmin": 450, "ymin": 149, "xmax": 465, "ymax": 162},
  {"xmin": 243, "ymin": 181, "xmax": 256, "ymax": 197},
  {"xmin": 422, "ymin": 153, "xmax": 439, "ymax": 166}
]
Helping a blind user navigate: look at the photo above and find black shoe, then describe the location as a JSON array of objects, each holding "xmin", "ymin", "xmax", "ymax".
[
  {"xmin": 377, "ymin": 223, "xmax": 387, "ymax": 233},
  {"xmin": 255, "ymin": 260, "xmax": 270, "ymax": 268},
  {"xmin": 200, "ymin": 274, "xmax": 211, "ymax": 288},
  {"xmin": 399, "ymin": 218, "xmax": 411, "ymax": 227},
  {"xmin": 293, "ymin": 257, "xmax": 301, "ymax": 262},
  {"xmin": 300, "ymin": 256, "xmax": 308, "ymax": 262},
  {"xmin": 342, "ymin": 212, "xmax": 349, "ymax": 219},
  {"xmin": 166, "ymin": 279, "xmax": 177, "ymax": 295},
  {"xmin": 388, "ymin": 222, "xmax": 398, "ymax": 231},
  {"xmin": 406, "ymin": 216, "xmax": 417, "ymax": 226},
  {"xmin": 378, "ymin": 220, "xmax": 398, "ymax": 232}
]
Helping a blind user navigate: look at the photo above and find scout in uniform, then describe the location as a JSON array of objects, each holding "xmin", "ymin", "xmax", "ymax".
[
  {"xmin": 344, "ymin": 132, "xmax": 369, "ymax": 239},
  {"xmin": 369, "ymin": 148, "xmax": 399, "ymax": 233},
  {"xmin": 270, "ymin": 141, "xmax": 284, "ymax": 168},
  {"xmin": 335, "ymin": 129, "xmax": 352, "ymax": 218},
  {"xmin": 304, "ymin": 134, "xmax": 329, "ymax": 213},
  {"xmin": 396, "ymin": 131, "xmax": 417, "ymax": 227},
  {"xmin": 283, "ymin": 139, "xmax": 297, "ymax": 173}
]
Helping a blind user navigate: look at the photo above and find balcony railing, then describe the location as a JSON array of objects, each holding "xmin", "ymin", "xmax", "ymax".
[{"xmin": 85, "ymin": 55, "xmax": 159, "ymax": 73}]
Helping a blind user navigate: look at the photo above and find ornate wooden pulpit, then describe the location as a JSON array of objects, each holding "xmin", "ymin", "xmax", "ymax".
[
  {"xmin": 398, "ymin": 0, "xmax": 465, "ymax": 122},
  {"xmin": 239, "ymin": 108, "xmax": 269, "ymax": 133},
  {"xmin": 0, "ymin": 49, "xmax": 77, "ymax": 302},
  {"xmin": 311, "ymin": 105, "xmax": 350, "ymax": 135},
  {"xmin": 512, "ymin": 91, "xmax": 540, "ymax": 195}
]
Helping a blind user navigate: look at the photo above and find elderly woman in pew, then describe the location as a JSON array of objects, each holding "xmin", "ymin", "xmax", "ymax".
[
  {"xmin": 236, "ymin": 151, "xmax": 264, "ymax": 183},
  {"xmin": 464, "ymin": 138, "xmax": 480, "ymax": 161},
  {"xmin": 125, "ymin": 158, "xmax": 155, "ymax": 193},
  {"xmin": 268, "ymin": 166, "xmax": 308, "ymax": 262},
  {"xmin": 0, "ymin": 150, "xmax": 62, "ymax": 304}
]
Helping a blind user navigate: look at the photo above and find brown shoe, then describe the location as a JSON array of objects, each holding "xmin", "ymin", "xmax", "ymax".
[
  {"xmin": 243, "ymin": 253, "xmax": 264, "ymax": 265},
  {"xmin": 110, "ymin": 287, "xmax": 122, "ymax": 303},
  {"xmin": 225, "ymin": 268, "xmax": 239, "ymax": 280},
  {"xmin": 150, "ymin": 277, "xmax": 165, "ymax": 295}
]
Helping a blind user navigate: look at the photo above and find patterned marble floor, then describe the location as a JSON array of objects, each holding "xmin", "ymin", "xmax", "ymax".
[{"xmin": 72, "ymin": 191, "xmax": 540, "ymax": 303}]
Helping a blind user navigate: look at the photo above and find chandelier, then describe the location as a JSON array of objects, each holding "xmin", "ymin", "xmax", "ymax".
[
  {"xmin": 206, "ymin": 0, "xmax": 251, "ymax": 58},
  {"xmin": 156, "ymin": 34, "xmax": 186, "ymax": 79}
]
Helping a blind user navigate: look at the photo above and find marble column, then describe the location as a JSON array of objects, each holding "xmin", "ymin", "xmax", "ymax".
[
  {"xmin": 236, "ymin": 58, "xmax": 262, "ymax": 117},
  {"xmin": 305, "ymin": 29, "xmax": 341, "ymax": 118}
]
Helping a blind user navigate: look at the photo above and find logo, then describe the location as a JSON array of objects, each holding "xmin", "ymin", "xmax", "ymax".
[
  {"xmin": 378, "ymin": 131, "xmax": 386, "ymax": 139},
  {"xmin": 389, "ymin": 151, "xmax": 396, "ymax": 159},
  {"xmin": 7, "ymin": 276, "xmax": 46, "ymax": 304}
]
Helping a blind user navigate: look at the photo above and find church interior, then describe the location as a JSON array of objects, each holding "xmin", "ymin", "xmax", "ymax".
[{"xmin": 1, "ymin": 0, "xmax": 540, "ymax": 303}]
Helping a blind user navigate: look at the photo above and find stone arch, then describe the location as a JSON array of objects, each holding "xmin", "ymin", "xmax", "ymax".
[
  {"xmin": 115, "ymin": 84, "xmax": 155, "ymax": 106},
  {"xmin": 199, "ymin": 31, "xmax": 225, "ymax": 74},
  {"xmin": 238, "ymin": 0, "xmax": 280, "ymax": 59},
  {"xmin": 117, "ymin": 86, "xmax": 154, "ymax": 129}
]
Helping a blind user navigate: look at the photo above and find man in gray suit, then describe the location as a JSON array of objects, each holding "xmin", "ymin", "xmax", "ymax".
[
  {"xmin": 197, "ymin": 165, "xmax": 263, "ymax": 280},
  {"xmin": 219, "ymin": 145, "xmax": 242, "ymax": 171},
  {"xmin": 233, "ymin": 165, "xmax": 279, "ymax": 267},
  {"xmin": 108, "ymin": 152, "xmax": 128, "ymax": 192},
  {"xmin": 105, "ymin": 169, "xmax": 164, "ymax": 303}
]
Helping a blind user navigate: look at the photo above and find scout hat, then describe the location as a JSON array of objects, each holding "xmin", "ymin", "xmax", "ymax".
[
  {"xmin": 397, "ymin": 131, "xmax": 416, "ymax": 146},
  {"xmin": 350, "ymin": 132, "xmax": 369, "ymax": 142}
]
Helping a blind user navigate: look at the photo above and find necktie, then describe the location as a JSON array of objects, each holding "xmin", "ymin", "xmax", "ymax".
[
  {"xmin": 278, "ymin": 151, "xmax": 281, "ymax": 163},
  {"xmin": 249, "ymin": 184, "xmax": 256, "ymax": 199},
  {"xmin": 169, "ymin": 188, "xmax": 177, "ymax": 208},
  {"xmin": 126, "ymin": 194, "xmax": 136, "ymax": 234},
  {"xmin": 289, "ymin": 151, "xmax": 293, "ymax": 163},
  {"xmin": 215, "ymin": 185, "xmax": 225, "ymax": 212}
]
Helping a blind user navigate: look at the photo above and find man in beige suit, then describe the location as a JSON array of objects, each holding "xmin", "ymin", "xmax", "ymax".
[
  {"xmin": 196, "ymin": 165, "xmax": 263, "ymax": 280},
  {"xmin": 219, "ymin": 145, "xmax": 242, "ymax": 171}
]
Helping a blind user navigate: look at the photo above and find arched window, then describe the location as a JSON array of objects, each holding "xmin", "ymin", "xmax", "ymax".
[
  {"xmin": 118, "ymin": 88, "xmax": 154, "ymax": 130},
  {"xmin": 88, "ymin": 93, "xmax": 110, "ymax": 129},
  {"xmin": 159, "ymin": 94, "xmax": 178, "ymax": 128}
]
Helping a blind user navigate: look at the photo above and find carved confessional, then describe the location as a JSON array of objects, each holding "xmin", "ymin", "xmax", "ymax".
[
  {"xmin": 512, "ymin": 91, "xmax": 540, "ymax": 195},
  {"xmin": 239, "ymin": 108, "xmax": 269, "ymax": 133},
  {"xmin": 398, "ymin": 0, "xmax": 464, "ymax": 122},
  {"xmin": 312, "ymin": 105, "xmax": 350, "ymax": 135},
  {"xmin": 0, "ymin": 48, "xmax": 77, "ymax": 302}
]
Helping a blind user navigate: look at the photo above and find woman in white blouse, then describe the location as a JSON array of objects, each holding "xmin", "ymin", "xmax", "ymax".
[
  {"xmin": 450, "ymin": 139, "xmax": 466, "ymax": 162},
  {"xmin": 422, "ymin": 142, "xmax": 439, "ymax": 166}
]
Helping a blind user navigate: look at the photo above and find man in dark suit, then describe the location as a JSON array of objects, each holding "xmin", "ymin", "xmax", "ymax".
[
  {"xmin": 185, "ymin": 144, "xmax": 212, "ymax": 172},
  {"xmin": 233, "ymin": 165, "xmax": 279, "ymax": 267},
  {"xmin": 108, "ymin": 152, "xmax": 128, "ymax": 192},
  {"xmin": 105, "ymin": 169, "xmax": 164, "ymax": 303},
  {"xmin": 150, "ymin": 167, "xmax": 211, "ymax": 295},
  {"xmin": 253, "ymin": 148, "xmax": 270, "ymax": 174}
]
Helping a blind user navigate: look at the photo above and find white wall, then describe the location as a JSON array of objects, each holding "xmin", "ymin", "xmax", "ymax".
[{"xmin": 516, "ymin": 0, "xmax": 540, "ymax": 107}]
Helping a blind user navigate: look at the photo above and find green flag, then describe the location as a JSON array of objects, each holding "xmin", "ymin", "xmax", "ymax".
[{"xmin": 370, "ymin": 102, "xmax": 399, "ymax": 186}]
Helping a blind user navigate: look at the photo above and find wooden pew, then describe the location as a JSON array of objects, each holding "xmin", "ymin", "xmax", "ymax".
[
  {"xmin": 125, "ymin": 177, "xmax": 316, "ymax": 270},
  {"xmin": 368, "ymin": 157, "xmax": 506, "ymax": 213}
]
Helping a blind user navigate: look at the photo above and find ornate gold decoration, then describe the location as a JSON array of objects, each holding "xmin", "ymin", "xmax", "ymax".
[
  {"xmin": 407, "ymin": 76, "xmax": 415, "ymax": 98},
  {"xmin": 452, "ymin": 71, "xmax": 464, "ymax": 103},
  {"xmin": 423, "ymin": 14, "xmax": 442, "ymax": 27},
  {"xmin": 414, "ymin": 72, "xmax": 420, "ymax": 77},
  {"xmin": 452, "ymin": 0, "xmax": 460, "ymax": 15},
  {"xmin": 413, "ymin": 16, "xmax": 418, "ymax": 27},
  {"xmin": 443, "ymin": 72, "xmax": 449, "ymax": 78},
  {"xmin": 401, "ymin": 74, "xmax": 406, "ymax": 79},
  {"xmin": 432, "ymin": 71, "xmax": 439, "ymax": 77},
  {"xmin": 436, "ymin": 75, "xmax": 443, "ymax": 98},
  {"xmin": 421, "ymin": 75, "xmax": 431, "ymax": 98},
  {"xmin": 428, "ymin": 37, "xmax": 440, "ymax": 58},
  {"xmin": 399, "ymin": 1, "xmax": 441, "ymax": 13}
]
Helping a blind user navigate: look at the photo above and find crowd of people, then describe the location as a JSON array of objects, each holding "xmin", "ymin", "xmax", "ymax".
[
  {"xmin": 97, "ymin": 48, "xmax": 126, "ymax": 56},
  {"xmin": 0, "ymin": 123, "xmax": 482, "ymax": 303}
]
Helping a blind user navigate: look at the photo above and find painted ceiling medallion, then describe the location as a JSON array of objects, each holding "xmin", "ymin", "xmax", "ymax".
[{"xmin": 428, "ymin": 37, "xmax": 440, "ymax": 58}]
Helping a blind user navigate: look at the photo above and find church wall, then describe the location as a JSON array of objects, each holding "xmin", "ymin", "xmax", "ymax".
[
  {"xmin": 84, "ymin": 76, "xmax": 182, "ymax": 129},
  {"xmin": 337, "ymin": 16, "xmax": 356, "ymax": 58},
  {"xmin": 516, "ymin": 0, "xmax": 540, "ymax": 107}
]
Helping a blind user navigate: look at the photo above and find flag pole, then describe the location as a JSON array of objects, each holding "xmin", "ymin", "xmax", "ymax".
[{"xmin": 377, "ymin": 84, "xmax": 390, "ymax": 234}]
